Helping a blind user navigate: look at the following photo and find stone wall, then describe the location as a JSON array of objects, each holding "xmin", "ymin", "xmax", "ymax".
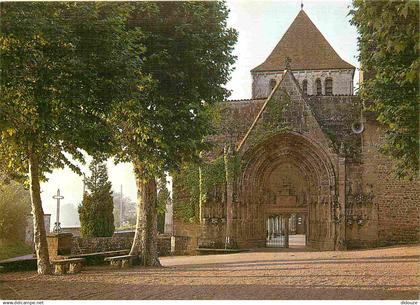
[
  {"xmin": 345, "ymin": 162, "xmax": 379, "ymax": 248},
  {"xmin": 361, "ymin": 120, "xmax": 420, "ymax": 246},
  {"xmin": 47, "ymin": 233, "xmax": 73, "ymax": 260},
  {"xmin": 67, "ymin": 233, "xmax": 172, "ymax": 257},
  {"xmin": 46, "ymin": 233, "xmax": 172, "ymax": 259},
  {"xmin": 308, "ymin": 95, "xmax": 361, "ymax": 160},
  {"xmin": 171, "ymin": 236, "xmax": 192, "ymax": 255},
  {"xmin": 172, "ymin": 69, "xmax": 419, "ymax": 252},
  {"xmin": 252, "ymin": 69, "xmax": 354, "ymax": 99},
  {"xmin": 71, "ymin": 236, "xmax": 131, "ymax": 254},
  {"xmin": 172, "ymin": 221, "xmax": 201, "ymax": 254}
]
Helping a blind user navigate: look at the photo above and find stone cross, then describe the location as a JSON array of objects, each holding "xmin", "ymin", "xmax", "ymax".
[{"xmin": 53, "ymin": 189, "xmax": 64, "ymax": 233}]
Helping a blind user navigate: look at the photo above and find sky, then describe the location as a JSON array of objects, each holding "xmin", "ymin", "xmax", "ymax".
[{"xmin": 40, "ymin": 0, "xmax": 360, "ymax": 229}]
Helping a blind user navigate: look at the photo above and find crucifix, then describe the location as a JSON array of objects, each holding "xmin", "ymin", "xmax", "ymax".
[{"xmin": 53, "ymin": 189, "xmax": 64, "ymax": 233}]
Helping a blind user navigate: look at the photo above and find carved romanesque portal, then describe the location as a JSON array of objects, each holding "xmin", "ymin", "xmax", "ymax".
[
  {"xmin": 234, "ymin": 132, "xmax": 337, "ymax": 250},
  {"xmin": 173, "ymin": 7, "xmax": 420, "ymax": 253}
]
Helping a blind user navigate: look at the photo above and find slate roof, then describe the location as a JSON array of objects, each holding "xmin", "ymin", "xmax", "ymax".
[{"xmin": 252, "ymin": 10, "xmax": 355, "ymax": 72}]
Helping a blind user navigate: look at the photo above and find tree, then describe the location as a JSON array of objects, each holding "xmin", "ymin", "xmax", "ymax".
[
  {"xmin": 78, "ymin": 159, "xmax": 114, "ymax": 237},
  {"xmin": 350, "ymin": 1, "xmax": 419, "ymax": 179},
  {"xmin": 113, "ymin": 2, "xmax": 237, "ymax": 266},
  {"xmin": 0, "ymin": 3, "xmax": 146, "ymax": 274}
]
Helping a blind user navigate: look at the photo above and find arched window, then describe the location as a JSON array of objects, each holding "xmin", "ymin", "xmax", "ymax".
[
  {"xmin": 325, "ymin": 78, "xmax": 333, "ymax": 96},
  {"xmin": 302, "ymin": 79, "xmax": 308, "ymax": 95},
  {"xmin": 316, "ymin": 78, "xmax": 322, "ymax": 96},
  {"xmin": 269, "ymin": 79, "xmax": 277, "ymax": 92}
]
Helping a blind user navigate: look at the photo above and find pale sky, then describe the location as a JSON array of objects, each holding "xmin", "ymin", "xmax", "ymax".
[{"xmin": 40, "ymin": 0, "xmax": 359, "ymax": 229}]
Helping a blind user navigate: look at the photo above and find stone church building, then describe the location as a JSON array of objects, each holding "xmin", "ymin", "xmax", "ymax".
[{"xmin": 171, "ymin": 9, "xmax": 419, "ymax": 251}]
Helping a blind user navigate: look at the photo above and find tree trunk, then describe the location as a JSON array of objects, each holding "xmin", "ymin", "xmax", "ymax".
[
  {"xmin": 130, "ymin": 161, "xmax": 161, "ymax": 267},
  {"xmin": 28, "ymin": 146, "xmax": 51, "ymax": 275}
]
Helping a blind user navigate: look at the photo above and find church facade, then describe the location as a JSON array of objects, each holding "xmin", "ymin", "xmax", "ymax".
[{"xmin": 172, "ymin": 10, "xmax": 420, "ymax": 251}]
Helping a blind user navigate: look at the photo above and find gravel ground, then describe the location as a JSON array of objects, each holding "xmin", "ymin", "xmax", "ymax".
[{"xmin": 0, "ymin": 244, "xmax": 419, "ymax": 300}]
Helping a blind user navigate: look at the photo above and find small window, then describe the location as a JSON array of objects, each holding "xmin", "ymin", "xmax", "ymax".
[
  {"xmin": 269, "ymin": 79, "xmax": 276, "ymax": 92},
  {"xmin": 302, "ymin": 79, "xmax": 308, "ymax": 95},
  {"xmin": 316, "ymin": 79, "xmax": 322, "ymax": 96},
  {"xmin": 325, "ymin": 78, "xmax": 333, "ymax": 96}
]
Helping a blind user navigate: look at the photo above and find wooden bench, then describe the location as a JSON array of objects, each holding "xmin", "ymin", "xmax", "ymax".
[
  {"xmin": 104, "ymin": 255, "xmax": 137, "ymax": 268},
  {"xmin": 68, "ymin": 249, "xmax": 129, "ymax": 259},
  {"xmin": 66, "ymin": 250, "xmax": 129, "ymax": 265},
  {"xmin": 51, "ymin": 258, "xmax": 85, "ymax": 275}
]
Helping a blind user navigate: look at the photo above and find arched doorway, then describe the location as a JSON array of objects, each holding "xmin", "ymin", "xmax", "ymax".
[{"xmin": 235, "ymin": 132, "xmax": 337, "ymax": 250}]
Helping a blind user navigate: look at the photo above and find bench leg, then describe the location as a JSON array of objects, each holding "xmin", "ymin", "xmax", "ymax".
[
  {"xmin": 55, "ymin": 264, "xmax": 68, "ymax": 275},
  {"xmin": 110, "ymin": 260, "xmax": 122, "ymax": 268},
  {"xmin": 121, "ymin": 259, "xmax": 131, "ymax": 268},
  {"xmin": 69, "ymin": 262, "xmax": 82, "ymax": 274}
]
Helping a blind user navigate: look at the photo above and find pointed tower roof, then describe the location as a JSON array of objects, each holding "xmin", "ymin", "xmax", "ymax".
[{"xmin": 252, "ymin": 10, "xmax": 354, "ymax": 72}]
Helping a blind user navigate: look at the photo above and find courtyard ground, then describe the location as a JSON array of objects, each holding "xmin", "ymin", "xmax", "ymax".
[{"xmin": 0, "ymin": 244, "xmax": 419, "ymax": 300}]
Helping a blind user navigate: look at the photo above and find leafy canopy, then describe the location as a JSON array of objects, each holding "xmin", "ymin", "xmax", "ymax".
[
  {"xmin": 0, "ymin": 2, "xmax": 146, "ymax": 180},
  {"xmin": 113, "ymin": 2, "xmax": 238, "ymax": 178},
  {"xmin": 350, "ymin": 1, "xmax": 419, "ymax": 178}
]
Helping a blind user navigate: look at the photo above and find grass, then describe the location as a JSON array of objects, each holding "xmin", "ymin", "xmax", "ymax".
[{"xmin": 0, "ymin": 240, "xmax": 33, "ymax": 261}]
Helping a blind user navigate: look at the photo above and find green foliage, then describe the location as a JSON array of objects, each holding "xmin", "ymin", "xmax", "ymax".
[
  {"xmin": 174, "ymin": 152, "xmax": 241, "ymax": 223},
  {"xmin": 0, "ymin": 240, "xmax": 32, "ymax": 261},
  {"xmin": 112, "ymin": 2, "xmax": 238, "ymax": 179},
  {"xmin": 0, "ymin": 181, "xmax": 31, "ymax": 241},
  {"xmin": 350, "ymin": 1, "xmax": 419, "ymax": 179},
  {"xmin": 78, "ymin": 159, "xmax": 114, "ymax": 237},
  {"xmin": 0, "ymin": 3, "xmax": 145, "ymax": 271},
  {"xmin": 246, "ymin": 92, "xmax": 289, "ymax": 149},
  {"xmin": 202, "ymin": 156, "xmax": 226, "ymax": 195},
  {"xmin": 0, "ymin": 2, "xmax": 145, "ymax": 181},
  {"xmin": 0, "ymin": 2, "xmax": 237, "ymax": 259},
  {"xmin": 173, "ymin": 165, "xmax": 200, "ymax": 223},
  {"xmin": 174, "ymin": 90, "xmax": 290, "ymax": 222}
]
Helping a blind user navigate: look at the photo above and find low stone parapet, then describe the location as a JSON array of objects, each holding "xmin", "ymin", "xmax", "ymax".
[{"xmin": 47, "ymin": 233, "xmax": 172, "ymax": 261}]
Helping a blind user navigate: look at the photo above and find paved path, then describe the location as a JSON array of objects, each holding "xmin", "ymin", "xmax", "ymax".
[{"xmin": 0, "ymin": 245, "xmax": 419, "ymax": 300}]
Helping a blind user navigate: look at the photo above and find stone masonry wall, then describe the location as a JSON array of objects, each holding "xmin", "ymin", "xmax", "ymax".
[
  {"xmin": 361, "ymin": 120, "xmax": 420, "ymax": 245},
  {"xmin": 172, "ymin": 221, "xmax": 201, "ymax": 254},
  {"xmin": 252, "ymin": 69, "xmax": 354, "ymax": 99},
  {"xmin": 71, "ymin": 234, "xmax": 172, "ymax": 257},
  {"xmin": 345, "ymin": 162, "xmax": 379, "ymax": 248}
]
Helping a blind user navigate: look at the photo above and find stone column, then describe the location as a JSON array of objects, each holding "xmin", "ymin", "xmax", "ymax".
[
  {"xmin": 284, "ymin": 214, "xmax": 290, "ymax": 248},
  {"xmin": 198, "ymin": 166, "xmax": 203, "ymax": 224},
  {"xmin": 224, "ymin": 144, "xmax": 234, "ymax": 248},
  {"xmin": 336, "ymin": 155, "xmax": 347, "ymax": 250},
  {"xmin": 46, "ymin": 233, "xmax": 73, "ymax": 260}
]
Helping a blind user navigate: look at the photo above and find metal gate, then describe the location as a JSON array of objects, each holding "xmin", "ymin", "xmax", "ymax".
[{"xmin": 266, "ymin": 215, "xmax": 289, "ymax": 248}]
